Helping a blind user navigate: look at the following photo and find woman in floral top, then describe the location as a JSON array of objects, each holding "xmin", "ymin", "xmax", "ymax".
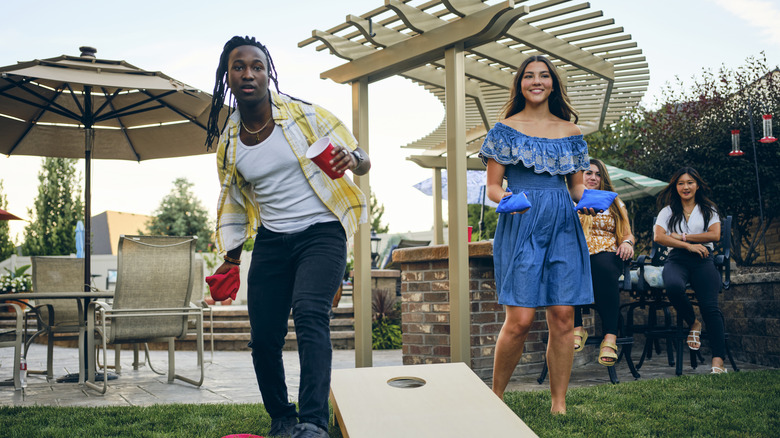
[{"xmin": 573, "ymin": 159, "xmax": 635, "ymax": 366}]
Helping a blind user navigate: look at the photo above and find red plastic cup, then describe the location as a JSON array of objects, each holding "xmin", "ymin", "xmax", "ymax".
[
  {"xmin": 306, "ymin": 136, "xmax": 344, "ymax": 179},
  {"xmin": 467, "ymin": 226, "xmax": 473, "ymax": 242}
]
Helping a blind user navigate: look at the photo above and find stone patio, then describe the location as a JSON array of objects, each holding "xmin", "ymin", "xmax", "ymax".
[{"xmin": 0, "ymin": 343, "xmax": 771, "ymax": 407}]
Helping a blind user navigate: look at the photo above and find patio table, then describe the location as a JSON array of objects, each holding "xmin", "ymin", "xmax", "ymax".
[{"xmin": 0, "ymin": 291, "xmax": 114, "ymax": 384}]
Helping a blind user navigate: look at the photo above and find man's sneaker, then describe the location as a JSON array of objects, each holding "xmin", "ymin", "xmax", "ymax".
[
  {"xmin": 291, "ymin": 422, "xmax": 329, "ymax": 438},
  {"xmin": 268, "ymin": 416, "xmax": 298, "ymax": 437}
]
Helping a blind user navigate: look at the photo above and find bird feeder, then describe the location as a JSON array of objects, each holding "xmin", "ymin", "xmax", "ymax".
[
  {"xmin": 759, "ymin": 114, "xmax": 777, "ymax": 143},
  {"xmin": 729, "ymin": 129, "xmax": 744, "ymax": 156}
]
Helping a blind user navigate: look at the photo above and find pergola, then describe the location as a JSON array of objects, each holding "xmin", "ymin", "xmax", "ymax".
[{"xmin": 299, "ymin": 0, "xmax": 648, "ymax": 368}]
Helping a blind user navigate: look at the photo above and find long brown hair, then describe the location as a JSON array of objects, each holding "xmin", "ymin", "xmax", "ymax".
[
  {"xmin": 501, "ymin": 56, "xmax": 578, "ymax": 123},
  {"xmin": 656, "ymin": 167, "xmax": 719, "ymax": 232},
  {"xmin": 580, "ymin": 159, "xmax": 631, "ymax": 243}
]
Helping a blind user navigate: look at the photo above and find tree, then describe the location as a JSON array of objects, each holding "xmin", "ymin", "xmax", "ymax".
[
  {"xmin": 467, "ymin": 204, "xmax": 498, "ymax": 241},
  {"xmin": 0, "ymin": 181, "xmax": 17, "ymax": 260},
  {"xmin": 370, "ymin": 192, "xmax": 389, "ymax": 234},
  {"xmin": 22, "ymin": 158, "xmax": 83, "ymax": 256},
  {"xmin": 145, "ymin": 178, "xmax": 213, "ymax": 252}
]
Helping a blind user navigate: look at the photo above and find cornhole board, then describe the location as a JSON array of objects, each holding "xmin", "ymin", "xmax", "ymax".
[{"xmin": 330, "ymin": 362, "xmax": 537, "ymax": 437}]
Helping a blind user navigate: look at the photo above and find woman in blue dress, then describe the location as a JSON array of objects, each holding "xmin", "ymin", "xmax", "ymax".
[{"xmin": 480, "ymin": 56, "xmax": 594, "ymax": 414}]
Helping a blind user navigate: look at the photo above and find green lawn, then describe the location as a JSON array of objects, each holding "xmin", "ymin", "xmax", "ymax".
[{"xmin": 1, "ymin": 369, "xmax": 777, "ymax": 437}]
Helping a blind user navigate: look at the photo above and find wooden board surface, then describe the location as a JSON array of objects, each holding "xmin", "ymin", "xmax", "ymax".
[{"xmin": 330, "ymin": 362, "xmax": 537, "ymax": 437}]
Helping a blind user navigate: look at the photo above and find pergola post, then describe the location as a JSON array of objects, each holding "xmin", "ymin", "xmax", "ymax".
[
  {"xmin": 352, "ymin": 77, "xmax": 372, "ymax": 367},
  {"xmin": 445, "ymin": 42, "xmax": 470, "ymax": 366}
]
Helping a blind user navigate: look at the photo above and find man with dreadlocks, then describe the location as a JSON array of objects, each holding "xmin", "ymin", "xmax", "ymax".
[{"xmin": 205, "ymin": 36, "xmax": 370, "ymax": 438}]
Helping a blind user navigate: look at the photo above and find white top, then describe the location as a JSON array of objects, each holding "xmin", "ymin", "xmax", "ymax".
[
  {"xmin": 655, "ymin": 204, "xmax": 720, "ymax": 250},
  {"xmin": 235, "ymin": 125, "xmax": 337, "ymax": 233}
]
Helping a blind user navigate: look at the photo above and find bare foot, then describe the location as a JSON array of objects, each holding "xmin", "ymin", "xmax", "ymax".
[
  {"xmin": 551, "ymin": 402, "xmax": 566, "ymax": 415},
  {"xmin": 711, "ymin": 357, "xmax": 726, "ymax": 374}
]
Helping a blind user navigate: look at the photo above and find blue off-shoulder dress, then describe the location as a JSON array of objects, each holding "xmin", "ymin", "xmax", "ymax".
[{"xmin": 480, "ymin": 122, "xmax": 594, "ymax": 307}]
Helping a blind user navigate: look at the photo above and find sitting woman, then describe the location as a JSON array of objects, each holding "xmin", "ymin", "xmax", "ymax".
[
  {"xmin": 573, "ymin": 159, "xmax": 635, "ymax": 366},
  {"xmin": 654, "ymin": 167, "xmax": 727, "ymax": 374}
]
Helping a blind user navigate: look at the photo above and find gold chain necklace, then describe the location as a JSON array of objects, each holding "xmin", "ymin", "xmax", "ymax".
[{"xmin": 241, "ymin": 115, "xmax": 272, "ymax": 142}]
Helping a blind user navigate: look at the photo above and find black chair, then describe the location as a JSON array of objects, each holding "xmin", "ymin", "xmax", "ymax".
[
  {"xmin": 537, "ymin": 260, "xmax": 640, "ymax": 385},
  {"xmin": 626, "ymin": 216, "xmax": 739, "ymax": 375}
]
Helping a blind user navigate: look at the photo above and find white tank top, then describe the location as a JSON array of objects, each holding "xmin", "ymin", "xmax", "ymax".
[{"xmin": 235, "ymin": 125, "xmax": 337, "ymax": 233}]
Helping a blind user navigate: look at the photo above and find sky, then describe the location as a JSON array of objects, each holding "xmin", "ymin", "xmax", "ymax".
[{"xmin": 1, "ymin": 0, "xmax": 779, "ymax": 243}]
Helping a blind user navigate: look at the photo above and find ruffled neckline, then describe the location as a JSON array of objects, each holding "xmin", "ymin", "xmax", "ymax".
[
  {"xmin": 494, "ymin": 122, "xmax": 584, "ymax": 142},
  {"xmin": 479, "ymin": 122, "xmax": 590, "ymax": 175}
]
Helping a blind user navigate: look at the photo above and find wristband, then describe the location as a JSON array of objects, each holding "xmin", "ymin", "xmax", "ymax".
[
  {"xmin": 350, "ymin": 150, "xmax": 364, "ymax": 167},
  {"xmin": 682, "ymin": 233, "xmax": 687, "ymax": 242},
  {"xmin": 622, "ymin": 239, "xmax": 633, "ymax": 247},
  {"xmin": 223, "ymin": 255, "xmax": 241, "ymax": 265}
]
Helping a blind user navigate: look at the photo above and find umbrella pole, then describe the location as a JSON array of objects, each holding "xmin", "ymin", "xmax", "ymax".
[
  {"xmin": 84, "ymin": 128, "xmax": 93, "ymax": 294},
  {"xmin": 479, "ymin": 186, "xmax": 486, "ymax": 240}
]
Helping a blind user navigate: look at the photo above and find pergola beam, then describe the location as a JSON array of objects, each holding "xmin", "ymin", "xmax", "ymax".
[{"xmin": 319, "ymin": 1, "xmax": 529, "ymax": 84}]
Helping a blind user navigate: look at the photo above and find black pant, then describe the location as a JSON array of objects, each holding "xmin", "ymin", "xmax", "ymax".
[
  {"xmin": 574, "ymin": 251, "xmax": 621, "ymax": 336},
  {"xmin": 662, "ymin": 249, "xmax": 726, "ymax": 360},
  {"xmin": 247, "ymin": 221, "xmax": 346, "ymax": 430}
]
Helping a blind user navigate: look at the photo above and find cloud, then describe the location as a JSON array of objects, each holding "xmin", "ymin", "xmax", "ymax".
[{"xmin": 711, "ymin": 0, "xmax": 780, "ymax": 47}]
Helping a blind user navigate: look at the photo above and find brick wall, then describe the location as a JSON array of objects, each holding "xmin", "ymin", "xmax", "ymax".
[
  {"xmin": 394, "ymin": 242, "xmax": 593, "ymax": 381},
  {"xmin": 393, "ymin": 241, "xmax": 780, "ymax": 379},
  {"xmin": 721, "ymin": 271, "xmax": 780, "ymax": 367}
]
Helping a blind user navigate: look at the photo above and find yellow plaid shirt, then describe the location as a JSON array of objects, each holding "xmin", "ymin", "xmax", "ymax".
[{"xmin": 214, "ymin": 90, "xmax": 367, "ymax": 254}]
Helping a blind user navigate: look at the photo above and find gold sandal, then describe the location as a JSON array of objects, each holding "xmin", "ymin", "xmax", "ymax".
[
  {"xmin": 598, "ymin": 340, "xmax": 618, "ymax": 366},
  {"xmin": 573, "ymin": 328, "xmax": 588, "ymax": 353}
]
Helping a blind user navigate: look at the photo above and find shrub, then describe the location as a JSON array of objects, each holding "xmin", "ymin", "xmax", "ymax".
[{"xmin": 371, "ymin": 289, "xmax": 402, "ymax": 349}]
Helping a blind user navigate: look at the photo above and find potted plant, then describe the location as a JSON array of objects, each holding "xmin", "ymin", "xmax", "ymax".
[{"xmin": 0, "ymin": 265, "xmax": 33, "ymax": 312}]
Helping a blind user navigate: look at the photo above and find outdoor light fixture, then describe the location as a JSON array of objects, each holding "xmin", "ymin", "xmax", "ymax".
[
  {"xmin": 759, "ymin": 114, "xmax": 777, "ymax": 143},
  {"xmin": 370, "ymin": 229, "xmax": 381, "ymax": 269},
  {"xmin": 729, "ymin": 129, "xmax": 745, "ymax": 156}
]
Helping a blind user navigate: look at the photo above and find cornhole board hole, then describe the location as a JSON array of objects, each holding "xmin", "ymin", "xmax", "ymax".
[{"xmin": 330, "ymin": 362, "xmax": 536, "ymax": 437}]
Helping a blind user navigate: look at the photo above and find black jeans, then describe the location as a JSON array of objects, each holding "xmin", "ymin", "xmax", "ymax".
[
  {"xmin": 574, "ymin": 251, "xmax": 621, "ymax": 336},
  {"xmin": 247, "ymin": 221, "xmax": 346, "ymax": 430},
  {"xmin": 662, "ymin": 249, "xmax": 726, "ymax": 360}
]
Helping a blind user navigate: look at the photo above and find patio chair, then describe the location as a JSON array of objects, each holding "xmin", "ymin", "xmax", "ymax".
[
  {"xmin": 0, "ymin": 301, "xmax": 25, "ymax": 390},
  {"xmin": 29, "ymin": 257, "xmax": 86, "ymax": 381},
  {"xmin": 537, "ymin": 260, "xmax": 640, "ymax": 385},
  {"xmin": 188, "ymin": 258, "xmax": 214, "ymax": 364},
  {"xmin": 111, "ymin": 240, "xmax": 210, "ymax": 372},
  {"xmin": 626, "ymin": 216, "xmax": 738, "ymax": 375},
  {"xmin": 86, "ymin": 235, "xmax": 203, "ymax": 394}
]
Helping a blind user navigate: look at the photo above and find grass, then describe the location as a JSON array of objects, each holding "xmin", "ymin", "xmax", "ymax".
[{"xmin": 0, "ymin": 369, "xmax": 778, "ymax": 437}]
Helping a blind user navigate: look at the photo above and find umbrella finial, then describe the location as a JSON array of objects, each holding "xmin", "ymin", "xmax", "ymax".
[{"xmin": 79, "ymin": 46, "xmax": 97, "ymax": 58}]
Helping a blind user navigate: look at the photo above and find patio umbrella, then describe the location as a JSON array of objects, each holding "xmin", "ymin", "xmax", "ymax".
[
  {"xmin": 414, "ymin": 169, "xmax": 497, "ymax": 239},
  {"xmin": 0, "ymin": 208, "xmax": 23, "ymax": 221},
  {"xmin": 413, "ymin": 170, "xmax": 499, "ymax": 208},
  {"xmin": 0, "ymin": 46, "xmax": 225, "ymax": 289},
  {"xmin": 75, "ymin": 220, "xmax": 84, "ymax": 258},
  {"xmin": 602, "ymin": 164, "xmax": 667, "ymax": 202}
]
